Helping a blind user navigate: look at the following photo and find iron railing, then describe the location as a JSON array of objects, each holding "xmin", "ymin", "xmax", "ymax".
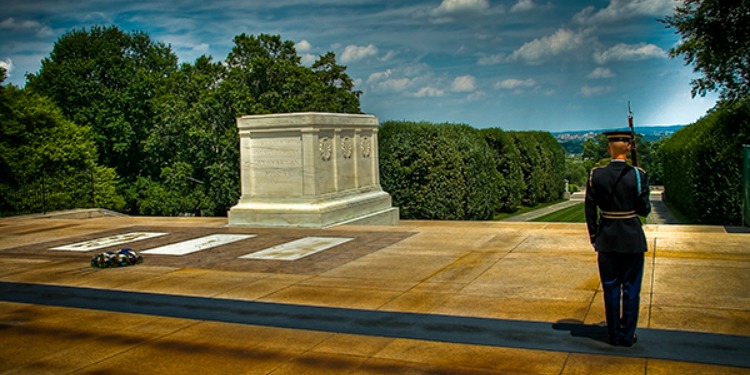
[{"xmin": 0, "ymin": 169, "xmax": 96, "ymax": 217}]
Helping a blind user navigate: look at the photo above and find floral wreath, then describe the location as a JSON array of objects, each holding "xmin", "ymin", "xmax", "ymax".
[{"xmin": 91, "ymin": 248, "xmax": 144, "ymax": 268}]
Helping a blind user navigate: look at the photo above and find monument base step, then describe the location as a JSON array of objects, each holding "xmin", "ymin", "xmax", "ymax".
[
  {"xmin": 330, "ymin": 207, "xmax": 400, "ymax": 227},
  {"xmin": 227, "ymin": 191, "xmax": 399, "ymax": 228}
]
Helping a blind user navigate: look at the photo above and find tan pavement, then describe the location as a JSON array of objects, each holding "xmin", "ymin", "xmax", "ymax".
[{"xmin": 1, "ymin": 212, "xmax": 749, "ymax": 374}]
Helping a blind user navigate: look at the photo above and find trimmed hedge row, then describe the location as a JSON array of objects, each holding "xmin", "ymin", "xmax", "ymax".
[
  {"xmin": 660, "ymin": 99, "xmax": 750, "ymax": 225},
  {"xmin": 379, "ymin": 121, "xmax": 565, "ymax": 220}
]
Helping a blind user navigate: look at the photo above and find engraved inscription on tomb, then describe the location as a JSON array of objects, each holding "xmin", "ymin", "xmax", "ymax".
[{"xmin": 249, "ymin": 137, "xmax": 302, "ymax": 193}]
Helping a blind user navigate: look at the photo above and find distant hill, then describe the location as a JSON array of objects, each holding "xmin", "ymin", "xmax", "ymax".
[{"xmin": 554, "ymin": 125, "xmax": 686, "ymax": 154}]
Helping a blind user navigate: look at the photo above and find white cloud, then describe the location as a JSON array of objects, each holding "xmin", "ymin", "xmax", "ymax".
[
  {"xmin": 378, "ymin": 77, "xmax": 412, "ymax": 91},
  {"xmin": 477, "ymin": 53, "xmax": 505, "ymax": 66},
  {"xmin": 379, "ymin": 50, "xmax": 397, "ymax": 62},
  {"xmin": 367, "ymin": 69, "xmax": 413, "ymax": 92},
  {"xmin": 495, "ymin": 78, "xmax": 537, "ymax": 90},
  {"xmin": 300, "ymin": 54, "xmax": 316, "ymax": 66},
  {"xmin": 295, "ymin": 40, "xmax": 312, "ymax": 53},
  {"xmin": 467, "ymin": 90, "xmax": 486, "ymax": 100},
  {"xmin": 432, "ymin": 0, "xmax": 490, "ymax": 16},
  {"xmin": 295, "ymin": 40, "xmax": 315, "ymax": 65},
  {"xmin": 581, "ymin": 85, "xmax": 612, "ymax": 96},
  {"xmin": 340, "ymin": 44, "xmax": 378, "ymax": 63},
  {"xmin": 588, "ymin": 67, "xmax": 615, "ymax": 79},
  {"xmin": 0, "ymin": 17, "xmax": 53, "ymax": 37},
  {"xmin": 0, "ymin": 58, "xmax": 13, "ymax": 76},
  {"xmin": 594, "ymin": 43, "xmax": 666, "ymax": 64},
  {"xmin": 415, "ymin": 86, "xmax": 445, "ymax": 97},
  {"xmin": 509, "ymin": 28, "xmax": 583, "ymax": 64},
  {"xmin": 368, "ymin": 69, "xmax": 392, "ymax": 83},
  {"xmin": 510, "ymin": 0, "xmax": 535, "ymax": 13},
  {"xmin": 191, "ymin": 43, "xmax": 210, "ymax": 54},
  {"xmin": 575, "ymin": 0, "xmax": 680, "ymax": 25},
  {"xmin": 452, "ymin": 75, "xmax": 476, "ymax": 92}
]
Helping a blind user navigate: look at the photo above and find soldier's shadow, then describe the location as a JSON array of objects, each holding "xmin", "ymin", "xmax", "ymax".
[{"xmin": 552, "ymin": 319, "xmax": 610, "ymax": 344}]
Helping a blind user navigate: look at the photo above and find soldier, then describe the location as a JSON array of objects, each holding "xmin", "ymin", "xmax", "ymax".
[{"xmin": 585, "ymin": 131, "xmax": 651, "ymax": 347}]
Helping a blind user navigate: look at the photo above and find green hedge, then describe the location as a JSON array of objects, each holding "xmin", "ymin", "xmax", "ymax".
[
  {"xmin": 480, "ymin": 128, "xmax": 524, "ymax": 212},
  {"xmin": 660, "ymin": 99, "xmax": 750, "ymax": 224},
  {"xmin": 508, "ymin": 131, "xmax": 566, "ymax": 206},
  {"xmin": 379, "ymin": 121, "xmax": 565, "ymax": 220}
]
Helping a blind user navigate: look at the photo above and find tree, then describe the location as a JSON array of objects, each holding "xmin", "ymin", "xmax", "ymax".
[
  {"xmin": 26, "ymin": 25, "xmax": 179, "ymax": 180},
  {"xmin": 222, "ymin": 33, "xmax": 361, "ymax": 115},
  {"xmin": 143, "ymin": 56, "xmax": 236, "ymax": 216},
  {"xmin": 311, "ymin": 52, "xmax": 362, "ymax": 112},
  {"xmin": 0, "ymin": 80, "xmax": 124, "ymax": 214},
  {"xmin": 139, "ymin": 34, "xmax": 362, "ymax": 216},
  {"xmin": 661, "ymin": 0, "xmax": 750, "ymax": 101},
  {"xmin": 502, "ymin": 131, "xmax": 566, "ymax": 206},
  {"xmin": 564, "ymin": 156, "xmax": 587, "ymax": 192},
  {"xmin": 660, "ymin": 99, "xmax": 750, "ymax": 224},
  {"xmin": 481, "ymin": 128, "xmax": 524, "ymax": 211},
  {"xmin": 379, "ymin": 121, "xmax": 501, "ymax": 220}
]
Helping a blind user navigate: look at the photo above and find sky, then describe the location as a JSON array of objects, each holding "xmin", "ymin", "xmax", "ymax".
[{"xmin": 0, "ymin": 0, "xmax": 720, "ymax": 132}]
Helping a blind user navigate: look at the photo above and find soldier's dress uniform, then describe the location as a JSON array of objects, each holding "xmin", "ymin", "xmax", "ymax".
[{"xmin": 585, "ymin": 131, "xmax": 651, "ymax": 346}]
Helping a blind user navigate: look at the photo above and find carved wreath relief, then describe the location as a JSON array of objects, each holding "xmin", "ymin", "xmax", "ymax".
[
  {"xmin": 341, "ymin": 137, "xmax": 354, "ymax": 159},
  {"xmin": 319, "ymin": 137, "xmax": 332, "ymax": 161},
  {"xmin": 360, "ymin": 136, "xmax": 371, "ymax": 158}
]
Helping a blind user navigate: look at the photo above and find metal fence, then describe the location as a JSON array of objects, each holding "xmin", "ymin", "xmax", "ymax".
[{"xmin": 0, "ymin": 169, "xmax": 96, "ymax": 217}]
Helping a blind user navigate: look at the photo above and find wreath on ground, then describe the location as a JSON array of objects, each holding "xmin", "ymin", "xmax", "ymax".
[{"xmin": 91, "ymin": 248, "xmax": 144, "ymax": 268}]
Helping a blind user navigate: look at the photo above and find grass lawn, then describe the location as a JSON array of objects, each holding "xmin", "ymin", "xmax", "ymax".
[
  {"xmin": 530, "ymin": 202, "xmax": 649, "ymax": 224},
  {"xmin": 492, "ymin": 199, "xmax": 568, "ymax": 221},
  {"xmin": 531, "ymin": 202, "xmax": 585, "ymax": 222}
]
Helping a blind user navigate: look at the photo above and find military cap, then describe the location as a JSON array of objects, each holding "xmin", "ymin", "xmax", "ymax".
[{"xmin": 603, "ymin": 131, "xmax": 632, "ymax": 142}]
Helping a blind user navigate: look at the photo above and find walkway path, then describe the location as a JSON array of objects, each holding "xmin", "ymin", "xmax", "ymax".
[
  {"xmin": 501, "ymin": 193, "xmax": 585, "ymax": 222},
  {"xmin": 503, "ymin": 191, "xmax": 680, "ymax": 224}
]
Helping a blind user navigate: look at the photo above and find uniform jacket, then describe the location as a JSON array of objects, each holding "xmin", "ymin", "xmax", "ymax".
[{"xmin": 585, "ymin": 160, "xmax": 651, "ymax": 253}]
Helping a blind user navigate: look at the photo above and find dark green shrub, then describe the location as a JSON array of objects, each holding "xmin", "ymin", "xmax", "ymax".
[
  {"xmin": 480, "ymin": 128, "xmax": 524, "ymax": 212},
  {"xmin": 661, "ymin": 99, "xmax": 750, "ymax": 224},
  {"xmin": 379, "ymin": 121, "xmax": 500, "ymax": 220}
]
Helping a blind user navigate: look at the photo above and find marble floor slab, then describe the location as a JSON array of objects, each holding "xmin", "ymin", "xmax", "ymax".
[
  {"xmin": 49, "ymin": 232, "xmax": 169, "ymax": 251},
  {"xmin": 241, "ymin": 237, "xmax": 353, "ymax": 261},
  {"xmin": 142, "ymin": 234, "xmax": 256, "ymax": 256}
]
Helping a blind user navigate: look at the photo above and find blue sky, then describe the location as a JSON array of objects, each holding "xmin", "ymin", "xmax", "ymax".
[{"xmin": 0, "ymin": 0, "xmax": 719, "ymax": 132}]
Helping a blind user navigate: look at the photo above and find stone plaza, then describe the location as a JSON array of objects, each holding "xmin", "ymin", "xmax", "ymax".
[{"xmin": 1, "ymin": 211, "xmax": 749, "ymax": 374}]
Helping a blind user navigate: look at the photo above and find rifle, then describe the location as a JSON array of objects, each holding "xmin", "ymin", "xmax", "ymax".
[{"xmin": 627, "ymin": 101, "xmax": 638, "ymax": 167}]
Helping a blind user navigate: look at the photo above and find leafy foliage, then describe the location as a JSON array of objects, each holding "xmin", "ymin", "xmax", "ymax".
[
  {"xmin": 380, "ymin": 121, "xmax": 565, "ymax": 220},
  {"xmin": 509, "ymin": 131, "xmax": 566, "ymax": 206},
  {"xmin": 480, "ymin": 128, "xmax": 524, "ymax": 211},
  {"xmin": 0, "ymin": 81, "xmax": 123, "ymax": 214},
  {"xmin": 18, "ymin": 27, "xmax": 362, "ymax": 216},
  {"xmin": 26, "ymin": 26, "xmax": 179, "ymax": 180},
  {"xmin": 660, "ymin": 98, "xmax": 750, "ymax": 224},
  {"xmin": 661, "ymin": 0, "xmax": 750, "ymax": 101}
]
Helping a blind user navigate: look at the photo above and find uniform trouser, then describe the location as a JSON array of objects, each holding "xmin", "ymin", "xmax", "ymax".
[{"xmin": 597, "ymin": 251, "xmax": 644, "ymax": 344}]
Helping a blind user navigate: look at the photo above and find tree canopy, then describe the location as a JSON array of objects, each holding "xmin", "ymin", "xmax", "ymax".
[
  {"xmin": 661, "ymin": 0, "xmax": 750, "ymax": 101},
  {"xmin": 10, "ymin": 26, "xmax": 363, "ymax": 216},
  {"xmin": 1, "ymin": 73, "xmax": 123, "ymax": 214}
]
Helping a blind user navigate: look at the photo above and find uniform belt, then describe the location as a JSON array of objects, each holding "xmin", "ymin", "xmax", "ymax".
[{"xmin": 600, "ymin": 210, "xmax": 637, "ymax": 219}]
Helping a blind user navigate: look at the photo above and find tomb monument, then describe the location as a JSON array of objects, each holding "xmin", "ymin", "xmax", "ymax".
[{"xmin": 228, "ymin": 112, "xmax": 399, "ymax": 228}]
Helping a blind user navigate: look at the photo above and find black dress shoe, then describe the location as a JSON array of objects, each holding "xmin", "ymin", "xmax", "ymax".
[{"xmin": 621, "ymin": 334, "xmax": 637, "ymax": 347}]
